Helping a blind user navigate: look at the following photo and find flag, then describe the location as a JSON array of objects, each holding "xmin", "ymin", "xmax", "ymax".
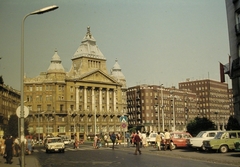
[{"xmin": 220, "ymin": 62, "xmax": 225, "ymax": 83}]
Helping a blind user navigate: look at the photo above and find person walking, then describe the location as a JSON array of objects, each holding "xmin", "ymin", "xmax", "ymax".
[
  {"xmin": 104, "ymin": 134, "xmax": 109, "ymax": 147},
  {"xmin": 93, "ymin": 135, "xmax": 98, "ymax": 149},
  {"xmin": 14, "ymin": 137, "xmax": 20, "ymax": 157},
  {"xmin": 110, "ymin": 132, "xmax": 116, "ymax": 150},
  {"xmin": 164, "ymin": 129, "xmax": 172, "ymax": 151},
  {"xmin": 134, "ymin": 132, "xmax": 142, "ymax": 155},
  {"xmin": 155, "ymin": 132, "xmax": 162, "ymax": 151},
  {"xmin": 4, "ymin": 135, "xmax": 13, "ymax": 164},
  {"xmin": 26, "ymin": 136, "xmax": 32, "ymax": 154}
]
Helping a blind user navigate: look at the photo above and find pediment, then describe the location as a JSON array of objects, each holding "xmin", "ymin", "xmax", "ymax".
[{"xmin": 80, "ymin": 70, "xmax": 118, "ymax": 84}]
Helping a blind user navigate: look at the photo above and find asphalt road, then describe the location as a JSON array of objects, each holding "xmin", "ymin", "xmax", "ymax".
[{"xmin": 32, "ymin": 142, "xmax": 240, "ymax": 167}]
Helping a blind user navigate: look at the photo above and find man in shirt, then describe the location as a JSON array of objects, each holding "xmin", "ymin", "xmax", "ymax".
[
  {"xmin": 164, "ymin": 129, "xmax": 172, "ymax": 151},
  {"xmin": 134, "ymin": 132, "xmax": 142, "ymax": 155},
  {"xmin": 4, "ymin": 135, "xmax": 13, "ymax": 164}
]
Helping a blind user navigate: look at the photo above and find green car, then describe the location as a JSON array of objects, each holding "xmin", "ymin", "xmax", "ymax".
[
  {"xmin": 234, "ymin": 140, "xmax": 240, "ymax": 151},
  {"xmin": 202, "ymin": 130, "xmax": 240, "ymax": 153}
]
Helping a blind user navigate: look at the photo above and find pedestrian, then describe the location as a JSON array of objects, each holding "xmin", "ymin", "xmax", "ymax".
[
  {"xmin": 4, "ymin": 135, "xmax": 13, "ymax": 164},
  {"xmin": 110, "ymin": 132, "xmax": 116, "ymax": 150},
  {"xmin": 134, "ymin": 132, "xmax": 142, "ymax": 155},
  {"xmin": 141, "ymin": 133, "xmax": 147, "ymax": 148},
  {"xmin": 104, "ymin": 134, "xmax": 109, "ymax": 147},
  {"xmin": 26, "ymin": 136, "xmax": 32, "ymax": 154},
  {"xmin": 14, "ymin": 137, "xmax": 20, "ymax": 157},
  {"xmin": 155, "ymin": 132, "xmax": 162, "ymax": 151},
  {"xmin": 93, "ymin": 135, "xmax": 98, "ymax": 149},
  {"xmin": 0, "ymin": 137, "xmax": 5, "ymax": 155},
  {"xmin": 164, "ymin": 129, "xmax": 172, "ymax": 151}
]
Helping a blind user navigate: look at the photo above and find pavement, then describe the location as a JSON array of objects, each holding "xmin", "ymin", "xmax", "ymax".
[{"xmin": 0, "ymin": 155, "xmax": 41, "ymax": 167}]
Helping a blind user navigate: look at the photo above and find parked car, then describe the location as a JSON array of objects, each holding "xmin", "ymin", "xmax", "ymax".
[
  {"xmin": 169, "ymin": 132, "xmax": 192, "ymax": 149},
  {"xmin": 44, "ymin": 137, "xmax": 65, "ymax": 153},
  {"xmin": 234, "ymin": 140, "xmax": 240, "ymax": 151},
  {"xmin": 203, "ymin": 130, "xmax": 240, "ymax": 153},
  {"xmin": 146, "ymin": 132, "xmax": 158, "ymax": 145},
  {"xmin": 63, "ymin": 139, "xmax": 72, "ymax": 145},
  {"xmin": 186, "ymin": 130, "xmax": 222, "ymax": 150}
]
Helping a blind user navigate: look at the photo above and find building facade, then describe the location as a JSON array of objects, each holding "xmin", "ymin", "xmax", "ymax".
[
  {"xmin": 25, "ymin": 27, "xmax": 127, "ymax": 139},
  {"xmin": 0, "ymin": 76, "xmax": 20, "ymax": 138},
  {"xmin": 179, "ymin": 79, "xmax": 232, "ymax": 129},
  {"xmin": 225, "ymin": 0, "xmax": 240, "ymax": 124},
  {"xmin": 127, "ymin": 84, "xmax": 198, "ymax": 132}
]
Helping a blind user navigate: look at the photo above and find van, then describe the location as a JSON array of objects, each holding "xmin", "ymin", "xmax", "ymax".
[{"xmin": 203, "ymin": 130, "xmax": 240, "ymax": 153}]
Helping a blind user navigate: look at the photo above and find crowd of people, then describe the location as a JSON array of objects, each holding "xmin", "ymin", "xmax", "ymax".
[
  {"xmin": 90, "ymin": 129, "xmax": 173, "ymax": 155},
  {"xmin": 0, "ymin": 135, "xmax": 34, "ymax": 164}
]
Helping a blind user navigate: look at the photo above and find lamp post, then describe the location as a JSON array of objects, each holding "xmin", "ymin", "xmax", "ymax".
[
  {"xmin": 20, "ymin": 5, "xmax": 58, "ymax": 167},
  {"xmin": 170, "ymin": 92, "xmax": 176, "ymax": 132},
  {"xmin": 160, "ymin": 84, "xmax": 164, "ymax": 131},
  {"xmin": 37, "ymin": 111, "xmax": 45, "ymax": 142}
]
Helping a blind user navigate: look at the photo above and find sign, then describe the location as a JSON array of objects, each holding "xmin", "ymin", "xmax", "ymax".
[
  {"xmin": 121, "ymin": 122, "xmax": 127, "ymax": 129},
  {"xmin": 120, "ymin": 116, "xmax": 128, "ymax": 123},
  {"xmin": 16, "ymin": 106, "xmax": 29, "ymax": 118}
]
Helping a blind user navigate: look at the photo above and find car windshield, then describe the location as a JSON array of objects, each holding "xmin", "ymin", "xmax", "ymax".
[
  {"xmin": 214, "ymin": 132, "xmax": 224, "ymax": 139},
  {"xmin": 48, "ymin": 138, "xmax": 62, "ymax": 143},
  {"xmin": 196, "ymin": 131, "xmax": 205, "ymax": 137}
]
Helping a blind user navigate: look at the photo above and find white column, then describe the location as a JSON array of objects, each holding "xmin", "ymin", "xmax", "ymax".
[
  {"xmin": 106, "ymin": 88, "xmax": 109, "ymax": 112},
  {"xmin": 99, "ymin": 88, "xmax": 102, "ymax": 112},
  {"xmin": 113, "ymin": 89, "xmax": 116, "ymax": 112},
  {"xmin": 92, "ymin": 87, "xmax": 95, "ymax": 111},
  {"xmin": 84, "ymin": 87, "xmax": 87, "ymax": 111},
  {"xmin": 76, "ymin": 87, "xmax": 79, "ymax": 110}
]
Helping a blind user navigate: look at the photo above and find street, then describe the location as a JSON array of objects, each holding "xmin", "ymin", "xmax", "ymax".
[{"xmin": 31, "ymin": 142, "xmax": 240, "ymax": 167}]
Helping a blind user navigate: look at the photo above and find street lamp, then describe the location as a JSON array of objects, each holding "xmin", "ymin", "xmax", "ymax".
[
  {"xmin": 160, "ymin": 84, "xmax": 164, "ymax": 131},
  {"xmin": 20, "ymin": 5, "xmax": 58, "ymax": 167},
  {"xmin": 38, "ymin": 111, "xmax": 45, "ymax": 142},
  {"xmin": 170, "ymin": 92, "xmax": 176, "ymax": 132}
]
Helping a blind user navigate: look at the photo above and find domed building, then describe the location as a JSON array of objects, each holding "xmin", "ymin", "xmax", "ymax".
[{"xmin": 25, "ymin": 27, "xmax": 127, "ymax": 140}]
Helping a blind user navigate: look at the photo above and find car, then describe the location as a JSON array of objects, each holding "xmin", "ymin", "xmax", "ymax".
[
  {"xmin": 63, "ymin": 139, "xmax": 72, "ymax": 145},
  {"xmin": 203, "ymin": 130, "xmax": 240, "ymax": 153},
  {"xmin": 146, "ymin": 133, "xmax": 158, "ymax": 145},
  {"xmin": 186, "ymin": 130, "xmax": 221, "ymax": 150},
  {"xmin": 170, "ymin": 132, "xmax": 192, "ymax": 149},
  {"xmin": 160, "ymin": 131, "xmax": 192, "ymax": 150},
  {"xmin": 44, "ymin": 137, "xmax": 65, "ymax": 153}
]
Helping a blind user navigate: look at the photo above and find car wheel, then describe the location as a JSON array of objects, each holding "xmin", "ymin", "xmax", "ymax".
[
  {"xmin": 200, "ymin": 145, "xmax": 206, "ymax": 151},
  {"xmin": 219, "ymin": 145, "xmax": 228, "ymax": 153},
  {"xmin": 46, "ymin": 149, "xmax": 48, "ymax": 153},
  {"xmin": 62, "ymin": 149, "xmax": 65, "ymax": 153}
]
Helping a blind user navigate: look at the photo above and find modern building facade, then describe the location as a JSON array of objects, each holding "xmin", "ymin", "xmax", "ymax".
[
  {"xmin": 25, "ymin": 27, "xmax": 127, "ymax": 139},
  {"xmin": 225, "ymin": 0, "xmax": 240, "ymax": 124},
  {"xmin": 179, "ymin": 79, "xmax": 232, "ymax": 129},
  {"xmin": 0, "ymin": 76, "xmax": 20, "ymax": 138},
  {"xmin": 127, "ymin": 84, "xmax": 198, "ymax": 132}
]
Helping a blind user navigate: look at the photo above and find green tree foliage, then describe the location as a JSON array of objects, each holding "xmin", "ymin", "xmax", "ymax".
[
  {"xmin": 187, "ymin": 117, "xmax": 215, "ymax": 137},
  {"xmin": 226, "ymin": 115, "xmax": 240, "ymax": 130},
  {"xmin": 6, "ymin": 114, "xmax": 29, "ymax": 138}
]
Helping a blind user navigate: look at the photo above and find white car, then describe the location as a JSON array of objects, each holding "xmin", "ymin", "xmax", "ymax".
[
  {"xmin": 146, "ymin": 133, "xmax": 158, "ymax": 145},
  {"xmin": 44, "ymin": 137, "xmax": 65, "ymax": 153},
  {"xmin": 63, "ymin": 139, "xmax": 72, "ymax": 145},
  {"xmin": 187, "ymin": 130, "xmax": 222, "ymax": 150}
]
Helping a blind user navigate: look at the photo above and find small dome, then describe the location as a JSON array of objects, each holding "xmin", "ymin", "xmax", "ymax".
[{"xmin": 47, "ymin": 50, "xmax": 65, "ymax": 73}]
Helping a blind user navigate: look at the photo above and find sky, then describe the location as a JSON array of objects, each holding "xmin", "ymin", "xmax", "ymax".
[{"xmin": 0, "ymin": 0, "xmax": 230, "ymax": 91}]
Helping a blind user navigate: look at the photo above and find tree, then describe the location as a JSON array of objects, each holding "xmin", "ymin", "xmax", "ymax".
[
  {"xmin": 187, "ymin": 117, "xmax": 215, "ymax": 137},
  {"xmin": 226, "ymin": 115, "xmax": 240, "ymax": 130},
  {"xmin": 6, "ymin": 114, "xmax": 29, "ymax": 138}
]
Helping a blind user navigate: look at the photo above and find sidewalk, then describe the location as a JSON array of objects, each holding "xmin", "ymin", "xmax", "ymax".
[{"xmin": 0, "ymin": 155, "xmax": 41, "ymax": 167}]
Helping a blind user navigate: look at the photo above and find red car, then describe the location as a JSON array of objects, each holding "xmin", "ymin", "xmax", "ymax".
[{"xmin": 161, "ymin": 131, "xmax": 192, "ymax": 149}]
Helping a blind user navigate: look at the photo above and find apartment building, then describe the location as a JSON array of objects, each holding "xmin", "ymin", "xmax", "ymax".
[
  {"xmin": 179, "ymin": 79, "xmax": 232, "ymax": 129},
  {"xmin": 0, "ymin": 76, "xmax": 20, "ymax": 138},
  {"xmin": 225, "ymin": 0, "xmax": 240, "ymax": 124},
  {"xmin": 127, "ymin": 84, "xmax": 197, "ymax": 132}
]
